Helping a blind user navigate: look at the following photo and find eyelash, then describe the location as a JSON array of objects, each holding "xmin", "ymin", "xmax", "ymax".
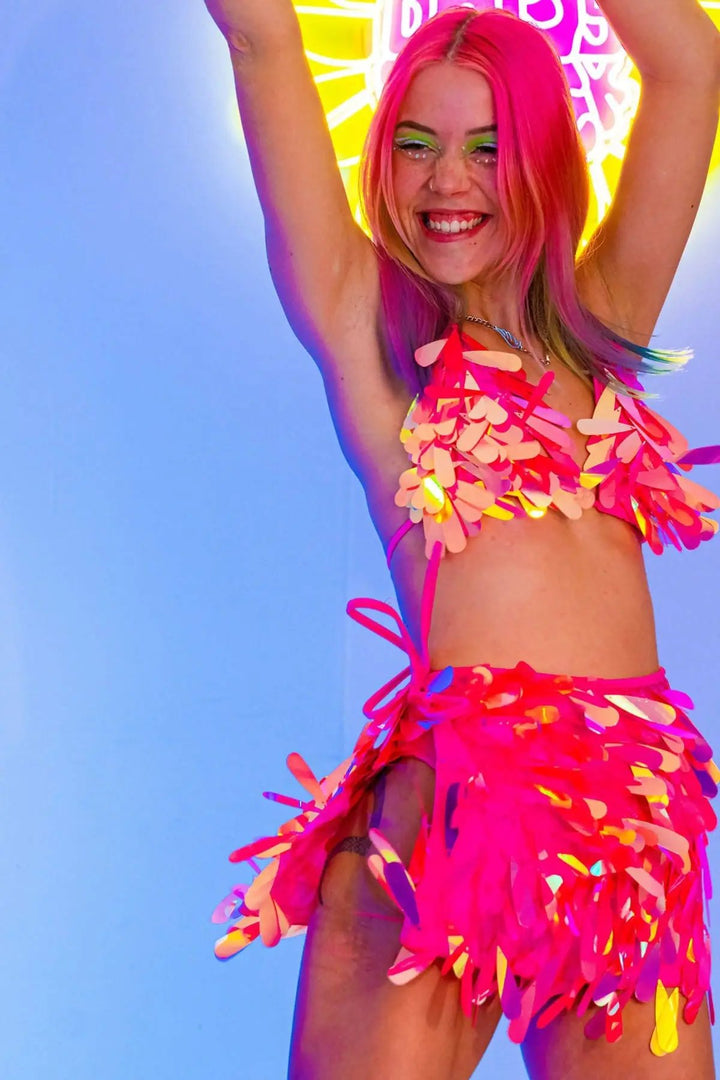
[
  {"xmin": 393, "ymin": 139, "xmax": 498, "ymax": 163},
  {"xmin": 470, "ymin": 144, "xmax": 498, "ymax": 160},
  {"xmin": 391, "ymin": 139, "xmax": 434, "ymax": 160}
]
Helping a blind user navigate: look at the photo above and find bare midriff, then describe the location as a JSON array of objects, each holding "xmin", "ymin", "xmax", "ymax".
[{"xmin": 385, "ymin": 506, "xmax": 660, "ymax": 680}]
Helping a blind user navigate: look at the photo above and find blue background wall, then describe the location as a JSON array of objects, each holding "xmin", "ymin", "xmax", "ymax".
[{"xmin": 1, "ymin": 2, "xmax": 718, "ymax": 1077}]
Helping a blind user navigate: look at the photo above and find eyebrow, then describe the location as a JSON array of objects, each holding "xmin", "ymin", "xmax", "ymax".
[{"xmin": 394, "ymin": 121, "xmax": 497, "ymax": 135}]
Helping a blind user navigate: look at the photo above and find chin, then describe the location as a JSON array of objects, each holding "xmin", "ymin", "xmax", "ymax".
[
  {"xmin": 419, "ymin": 256, "xmax": 494, "ymax": 288},
  {"xmin": 411, "ymin": 242, "xmax": 498, "ymax": 289},
  {"xmin": 401, "ymin": 227, "xmax": 499, "ymax": 288}
]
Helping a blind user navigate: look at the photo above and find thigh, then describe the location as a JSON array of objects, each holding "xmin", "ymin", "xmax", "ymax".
[
  {"xmin": 288, "ymin": 757, "xmax": 504, "ymax": 1080},
  {"xmin": 521, "ymin": 992, "xmax": 716, "ymax": 1080}
]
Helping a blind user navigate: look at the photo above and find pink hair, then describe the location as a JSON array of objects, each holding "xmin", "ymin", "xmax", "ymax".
[{"xmin": 360, "ymin": 7, "xmax": 687, "ymax": 396}]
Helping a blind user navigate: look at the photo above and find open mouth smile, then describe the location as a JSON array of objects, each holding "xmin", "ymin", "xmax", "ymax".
[{"xmin": 418, "ymin": 210, "xmax": 491, "ymax": 242}]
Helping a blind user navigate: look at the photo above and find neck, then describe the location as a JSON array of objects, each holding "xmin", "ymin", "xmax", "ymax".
[{"xmin": 462, "ymin": 279, "xmax": 525, "ymax": 341}]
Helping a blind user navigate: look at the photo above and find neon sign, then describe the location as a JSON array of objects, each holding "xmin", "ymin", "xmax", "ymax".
[{"xmin": 291, "ymin": 1, "xmax": 720, "ymax": 237}]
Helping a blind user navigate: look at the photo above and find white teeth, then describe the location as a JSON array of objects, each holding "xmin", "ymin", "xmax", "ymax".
[{"xmin": 425, "ymin": 215, "xmax": 485, "ymax": 234}]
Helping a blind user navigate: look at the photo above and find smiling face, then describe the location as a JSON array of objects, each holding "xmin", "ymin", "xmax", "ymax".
[{"xmin": 391, "ymin": 62, "xmax": 504, "ymax": 288}]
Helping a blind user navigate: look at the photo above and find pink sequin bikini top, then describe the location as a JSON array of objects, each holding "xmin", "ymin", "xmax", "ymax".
[{"xmin": 389, "ymin": 325, "xmax": 720, "ymax": 561}]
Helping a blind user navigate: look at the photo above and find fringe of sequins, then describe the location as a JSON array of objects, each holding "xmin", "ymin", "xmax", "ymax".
[
  {"xmin": 394, "ymin": 328, "xmax": 720, "ymax": 556},
  {"xmin": 213, "ymin": 651, "xmax": 717, "ymax": 1056}
]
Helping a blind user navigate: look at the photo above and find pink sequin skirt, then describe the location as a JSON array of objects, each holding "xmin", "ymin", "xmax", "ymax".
[{"xmin": 213, "ymin": 631, "xmax": 717, "ymax": 1055}]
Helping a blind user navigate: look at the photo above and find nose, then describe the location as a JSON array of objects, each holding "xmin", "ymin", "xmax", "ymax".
[{"xmin": 430, "ymin": 152, "xmax": 472, "ymax": 196}]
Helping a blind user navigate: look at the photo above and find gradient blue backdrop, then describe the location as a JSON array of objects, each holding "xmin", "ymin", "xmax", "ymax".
[{"xmin": 1, "ymin": 2, "xmax": 718, "ymax": 1077}]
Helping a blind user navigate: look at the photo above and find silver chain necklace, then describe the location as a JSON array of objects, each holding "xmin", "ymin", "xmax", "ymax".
[{"xmin": 465, "ymin": 314, "xmax": 552, "ymax": 369}]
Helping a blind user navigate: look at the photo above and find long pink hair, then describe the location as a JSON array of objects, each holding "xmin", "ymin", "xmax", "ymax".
[{"xmin": 360, "ymin": 7, "xmax": 687, "ymax": 395}]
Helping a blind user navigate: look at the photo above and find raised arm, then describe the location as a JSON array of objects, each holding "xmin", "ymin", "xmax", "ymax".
[
  {"xmin": 203, "ymin": 1, "xmax": 384, "ymax": 368},
  {"xmin": 577, "ymin": 0, "xmax": 720, "ymax": 344}
]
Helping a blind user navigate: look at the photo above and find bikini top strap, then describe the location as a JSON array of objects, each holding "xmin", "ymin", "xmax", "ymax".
[
  {"xmin": 384, "ymin": 519, "xmax": 445, "ymax": 669},
  {"xmin": 419, "ymin": 540, "xmax": 443, "ymax": 669},
  {"xmin": 385, "ymin": 519, "xmax": 415, "ymax": 567}
]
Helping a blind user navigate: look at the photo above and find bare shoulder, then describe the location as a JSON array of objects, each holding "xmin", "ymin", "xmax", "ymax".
[
  {"xmin": 300, "ymin": 230, "xmax": 415, "ymax": 487},
  {"xmin": 575, "ymin": 250, "xmax": 660, "ymax": 348},
  {"xmin": 574, "ymin": 256, "xmax": 637, "ymax": 343}
]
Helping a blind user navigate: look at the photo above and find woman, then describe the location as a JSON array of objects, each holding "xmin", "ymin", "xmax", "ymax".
[{"xmin": 204, "ymin": 2, "xmax": 720, "ymax": 1076}]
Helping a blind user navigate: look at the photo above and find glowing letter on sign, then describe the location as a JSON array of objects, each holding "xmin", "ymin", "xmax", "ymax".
[
  {"xmin": 399, "ymin": 1, "xmax": 441, "ymax": 42},
  {"xmin": 401, "ymin": 0, "xmax": 423, "ymax": 38},
  {"xmin": 521, "ymin": 1, "xmax": 564, "ymax": 30}
]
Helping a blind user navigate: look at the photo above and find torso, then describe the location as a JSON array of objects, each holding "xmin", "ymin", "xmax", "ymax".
[
  {"xmin": 384, "ymin": 499, "xmax": 659, "ymax": 678},
  {"xmin": 319, "ymin": 282, "xmax": 660, "ymax": 680}
]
